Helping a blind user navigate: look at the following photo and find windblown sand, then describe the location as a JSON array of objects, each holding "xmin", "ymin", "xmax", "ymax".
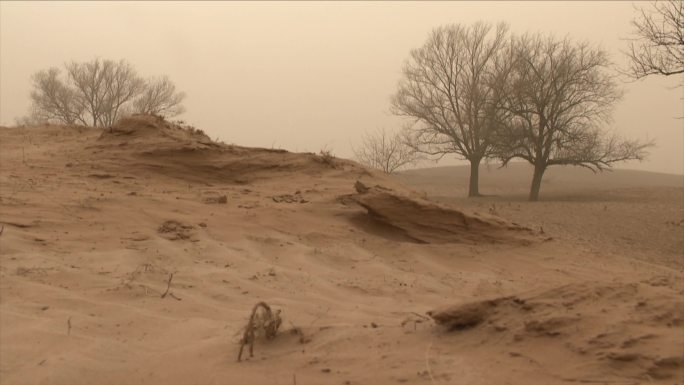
[{"xmin": 1, "ymin": 117, "xmax": 682, "ymax": 385}]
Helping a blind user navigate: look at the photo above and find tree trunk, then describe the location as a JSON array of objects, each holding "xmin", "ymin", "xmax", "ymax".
[
  {"xmin": 468, "ymin": 157, "xmax": 482, "ymax": 198},
  {"xmin": 529, "ymin": 163, "xmax": 546, "ymax": 201}
]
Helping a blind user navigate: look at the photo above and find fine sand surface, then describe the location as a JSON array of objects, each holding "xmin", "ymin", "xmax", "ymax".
[{"xmin": 1, "ymin": 116, "xmax": 683, "ymax": 385}]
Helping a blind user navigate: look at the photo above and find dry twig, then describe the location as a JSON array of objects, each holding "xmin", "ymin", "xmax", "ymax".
[
  {"xmin": 168, "ymin": 292, "xmax": 182, "ymax": 301},
  {"xmin": 161, "ymin": 273, "xmax": 174, "ymax": 298}
]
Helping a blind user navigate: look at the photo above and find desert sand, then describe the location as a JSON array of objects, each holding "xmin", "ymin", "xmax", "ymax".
[{"xmin": 1, "ymin": 116, "xmax": 682, "ymax": 385}]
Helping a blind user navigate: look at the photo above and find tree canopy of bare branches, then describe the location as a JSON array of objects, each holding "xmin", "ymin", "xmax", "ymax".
[
  {"xmin": 624, "ymin": 0, "xmax": 684, "ymax": 82},
  {"xmin": 353, "ymin": 128, "xmax": 420, "ymax": 174},
  {"xmin": 134, "ymin": 76, "xmax": 186, "ymax": 117},
  {"xmin": 25, "ymin": 58, "xmax": 186, "ymax": 127},
  {"xmin": 392, "ymin": 22, "xmax": 510, "ymax": 197},
  {"xmin": 29, "ymin": 68, "xmax": 83, "ymax": 125},
  {"xmin": 496, "ymin": 34, "xmax": 652, "ymax": 201},
  {"xmin": 66, "ymin": 59, "xmax": 145, "ymax": 127}
]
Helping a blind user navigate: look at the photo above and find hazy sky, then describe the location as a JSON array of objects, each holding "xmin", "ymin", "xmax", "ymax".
[{"xmin": 1, "ymin": 1, "xmax": 682, "ymax": 174}]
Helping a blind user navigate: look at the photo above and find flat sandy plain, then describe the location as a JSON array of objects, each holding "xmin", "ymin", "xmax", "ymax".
[{"xmin": 1, "ymin": 116, "xmax": 682, "ymax": 385}]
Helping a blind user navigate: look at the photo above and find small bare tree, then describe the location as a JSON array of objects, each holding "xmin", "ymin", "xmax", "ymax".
[
  {"xmin": 133, "ymin": 76, "xmax": 186, "ymax": 117},
  {"xmin": 624, "ymin": 0, "xmax": 684, "ymax": 82},
  {"xmin": 353, "ymin": 128, "xmax": 420, "ymax": 174},
  {"xmin": 496, "ymin": 34, "xmax": 652, "ymax": 201},
  {"xmin": 66, "ymin": 59, "xmax": 145, "ymax": 127},
  {"xmin": 392, "ymin": 22, "xmax": 510, "ymax": 197}
]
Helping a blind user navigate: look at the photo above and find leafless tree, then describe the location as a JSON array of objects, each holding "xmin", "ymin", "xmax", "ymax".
[
  {"xmin": 65, "ymin": 59, "xmax": 108, "ymax": 127},
  {"xmin": 25, "ymin": 58, "xmax": 186, "ymax": 128},
  {"xmin": 496, "ymin": 34, "xmax": 652, "ymax": 201},
  {"xmin": 29, "ymin": 68, "xmax": 83, "ymax": 125},
  {"xmin": 101, "ymin": 60, "xmax": 146, "ymax": 126},
  {"xmin": 133, "ymin": 76, "xmax": 186, "ymax": 117},
  {"xmin": 624, "ymin": 0, "xmax": 684, "ymax": 82},
  {"xmin": 66, "ymin": 59, "xmax": 145, "ymax": 127},
  {"xmin": 391, "ymin": 22, "xmax": 510, "ymax": 197},
  {"xmin": 353, "ymin": 128, "xmax": 420, "ymax": 174}
]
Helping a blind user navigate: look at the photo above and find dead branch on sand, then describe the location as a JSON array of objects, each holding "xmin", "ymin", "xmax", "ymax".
[
  {"xmin": 237, "ymin": 302, "xmax": 282, "ymax": 362},
  {"xmin": 161, "ymin": 273, "xmax": 174, "ymax": 298}
]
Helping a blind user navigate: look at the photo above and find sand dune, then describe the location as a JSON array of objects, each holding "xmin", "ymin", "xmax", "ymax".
[
  {"xmin": 428, "ymin": 280, "xmax": 684, "ymax": 382},
  {"xmin": 1, "ymin": 116, "xmax": 682, "ymax": 384},
  {"xmin": 350, "ymin": 180, "xmax": 535, "ymax": 245}
]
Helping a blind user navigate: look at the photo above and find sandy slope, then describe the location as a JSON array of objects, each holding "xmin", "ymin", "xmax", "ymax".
[
  {"xmin": 397, "ymin": 165, "xmax": 684, "ymax": 269},
  {"xmin": 1, "ymin": 117, "xmax": 682, "ymax": 385}
]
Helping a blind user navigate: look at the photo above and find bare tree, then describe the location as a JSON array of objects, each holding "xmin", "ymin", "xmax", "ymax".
[
  {"xmin": 624, "ymin": 0, "xmax": 684, "ymax": 82},
  {"xmin": 24, "ymin": 58, "xmax": 186, "ymax": 127},
  {"xmin": 353, "ymin": 128, "xmax": 420, "ymax": 174},
  {"xmin": 100, "ymin": 60, "xmax": 145, "ymax": 126},
  {"xmin": 133, "ymin": 76, "xmax": 186, "ymax": 117},
  {"xmin": 391, "ymin": 22, "xmax": 510, "ymax": 197},
  {"xmin": 66, "ymin": 59, "xmax": 144, "ymax": 127},
  {"xmin": 496, "ymin": 34, "xmax": 652, "ymax": 201},
  {"xmin": 65, "ymin": 59, "xmax": 108, "ymax": 127},
  {"xmin": 29, "ymin": 68, "xmax": 83, "ymax": 125}
]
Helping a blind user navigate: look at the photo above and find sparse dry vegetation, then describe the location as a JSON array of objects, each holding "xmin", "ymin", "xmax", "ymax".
[
  {"xmin": 353, "ymin": 127, "xmax": 419, "ymax": 174},
  {"xmin": 237, "ymin": 302, "xmax": 283, "ymax": 362},
  {"xmin": 316, "ymin": 147, "xmax": 336, "ymax": 167}
]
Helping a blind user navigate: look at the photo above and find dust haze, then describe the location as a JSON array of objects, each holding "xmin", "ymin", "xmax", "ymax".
[
  {"xmin": 1, "ymin": 2, "xmax": 683, "ymax": 385},
  {"xmin": 1, "ymin": 1, "xmax": 682, "ymax": 174}
]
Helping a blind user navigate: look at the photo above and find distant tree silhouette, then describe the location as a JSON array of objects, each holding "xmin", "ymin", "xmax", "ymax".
[
  {"xmin": 495, "ymin": 33, "xmax": 653, "ymax": 201},
  {"xmin": 134, "ymin": 76, "xmax": 186, "ymax": 117},
  {"xmin": 392, "ymin": 22, "xmax": 511, "ymax": 197},
  {"xmin": 25, "ymin": 58, "xmax": 186, "ymax": 127},
  {"xmin": 29, "ymin": 67, "xmax": 83, "ymax": 125},
  {"xmin": 353, "ymin": 128, "xmax": 420, "ymax": 174}
]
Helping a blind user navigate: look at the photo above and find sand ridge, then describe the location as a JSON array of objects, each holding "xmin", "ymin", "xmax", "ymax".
[{"xmin": 1, "ymin": 117, "xmax": 682, "ymax": 385}]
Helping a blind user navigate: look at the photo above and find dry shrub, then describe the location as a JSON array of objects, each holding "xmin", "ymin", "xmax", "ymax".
[{"xmin": 316, "ymin": 147, "xmax": 336, "ymax": 168}]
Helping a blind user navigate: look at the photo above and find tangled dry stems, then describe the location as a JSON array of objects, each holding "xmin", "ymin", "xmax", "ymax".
[{"xmin": 237, "ymin": 302, "xmax": 283, "ymax": 362}]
